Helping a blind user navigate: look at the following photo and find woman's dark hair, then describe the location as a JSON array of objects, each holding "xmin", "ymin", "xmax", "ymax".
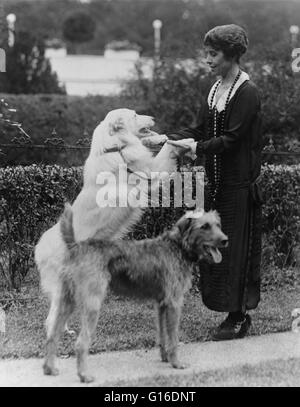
[{"xmin": 203, "ymin": 24, "xmax": 249, "ymax": 62}]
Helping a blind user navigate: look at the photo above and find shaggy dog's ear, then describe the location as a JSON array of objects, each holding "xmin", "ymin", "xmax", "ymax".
[
  {"xmin": 109, "ymin": 117, "xmax": 125, "ymax": 136},
  {"xmin": 177, "ymin": 217, "xmax": 193, "ymax": 236},
  {"xmin": 169, "ymin": 216, "xmax": 192, "ymax": 241}
]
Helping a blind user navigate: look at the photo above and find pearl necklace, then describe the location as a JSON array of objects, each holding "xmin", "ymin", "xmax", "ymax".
[{"xmin": 208, "ymin": 69, "xmax": 242, "ymax": 205}]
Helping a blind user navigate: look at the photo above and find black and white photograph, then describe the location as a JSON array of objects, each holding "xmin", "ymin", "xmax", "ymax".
[{"xmin": 0, "ymin": 0, "xmax": 299, "ymax": 389}]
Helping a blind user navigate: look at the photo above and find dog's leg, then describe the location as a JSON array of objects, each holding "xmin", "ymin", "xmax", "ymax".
[
  {"xmin": 43, "ymin": 290, "xmax": 61, "ymax": 376},
  {"xmin": 76, "ymin": 292, "xmax": 104, "ymax": 383},
  {"xmin": 165, "ymin": 303, "xmax": 185, "ymax": 369},
  {"xmin": 43, "ymin": 284, "xmax": 75, "ymax": 376},
  {"xmin": 157, "ymin": 304, "xmax": 168, "ymax": 363}
]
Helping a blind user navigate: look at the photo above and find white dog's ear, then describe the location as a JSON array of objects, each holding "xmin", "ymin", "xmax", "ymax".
[{"xmin": 109, "ymin": 117, "xmax": 125, "ymax": 136}]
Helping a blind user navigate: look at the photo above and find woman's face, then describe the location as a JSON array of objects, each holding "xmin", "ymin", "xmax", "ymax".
[{"xmin": 204, "ymin": 45, "xmax": 234, "ymax": 77}]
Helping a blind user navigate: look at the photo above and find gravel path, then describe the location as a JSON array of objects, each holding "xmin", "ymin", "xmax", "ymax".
[{"xmin": 0, "ymin": 331, "xmax": 299, "ymax": 387}]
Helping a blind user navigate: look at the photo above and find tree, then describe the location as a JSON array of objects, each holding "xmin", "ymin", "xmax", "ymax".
[
  {"xmin": 0, "ymin": 2, "xmax": 7, "ymax": 49},
  {"xmin": 62, "ymin": 11, "xmax": 96, "ymax": 44},
  {"xmin": 0, "ymin": 30, "xmax": 65, "ymax": 94}
]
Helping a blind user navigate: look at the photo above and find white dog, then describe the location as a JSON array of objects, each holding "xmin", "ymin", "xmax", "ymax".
[{"xmin": 35, "ymin": 108, "xmax": 188, "ymax": 338}]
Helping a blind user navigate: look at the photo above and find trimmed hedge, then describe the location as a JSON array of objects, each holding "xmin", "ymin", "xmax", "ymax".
[
  {"xmin": 0, "ymin": 163, "xmax": 299, "ymax": 289},
  {"xmin": 261, "ymin": 164, "xmax": 300, "ymax": 268},
  {"xmin": 0, "ymin": 165, "xmax": 83, "ymax": 288},
  {"xmin": 0, "ymin": 93, "xmax": 121, "ymax": 143},
  {"xmin": 0, "ymin": 93, "xmax": 139, "ymax": 166}
]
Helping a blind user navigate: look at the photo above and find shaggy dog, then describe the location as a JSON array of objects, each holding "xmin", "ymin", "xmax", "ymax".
[
  {"xmin": 35, "ymin": 108, "xmax": 189, "ymax": 337},
  {"xmin": 42, "ymin": 205, "xmax": 228, "ymax": 383}
]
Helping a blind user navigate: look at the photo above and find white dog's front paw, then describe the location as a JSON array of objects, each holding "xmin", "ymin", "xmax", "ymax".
[{"xmin": 143, "ymin": 133, "xmax": 168, "ymax": 145}]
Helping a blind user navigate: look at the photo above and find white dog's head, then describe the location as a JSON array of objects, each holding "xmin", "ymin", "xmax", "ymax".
[
  {"xmin": 91, "ymin": 108, "xmax": 155, "ymax": 155},
  {"xmin": 106, "ymin": 109, "xmax": 155, "ymax": 138}
]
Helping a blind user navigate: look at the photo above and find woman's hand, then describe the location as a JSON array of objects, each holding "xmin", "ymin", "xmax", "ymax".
[{"xmin": 166, "ymin": 138, "xmax": 197, "ymax": 158}]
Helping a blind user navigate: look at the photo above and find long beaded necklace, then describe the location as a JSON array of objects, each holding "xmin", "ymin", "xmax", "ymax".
[{"xmin": 208, "ymin": 69, "xmax": 242, "ymax": 205}]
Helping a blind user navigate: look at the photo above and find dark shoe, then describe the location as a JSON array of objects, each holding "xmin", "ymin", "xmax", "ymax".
[{"xmin": 212, "ymin": 314, "xmax": 251, "ymax": 341}]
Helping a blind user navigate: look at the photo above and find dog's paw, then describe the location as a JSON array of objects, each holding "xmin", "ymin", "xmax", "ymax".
[
  {"xmin": 142, "ymin": 133, "xmax": 168, "ymax": 145},
  {"xmin": 43, "ymin": 363, "xmax": 59, "ymax": 376},
  {"xmin": 171, "ymin": 361, "xmax": 187, "ymax": 369},
  {"xmin": 64, "ymin": 323, "xmax": 76, "ymax": 336},
  {"xmin": 64, "ymin": 328, "xmax": 76, "ymax": 336},
  {"xmin": 160, "ymin": 348, "xmax": 168, "ymax": 363},
  {"xmin": 79, "ymin": 373, "xmax": 95, "ymax": 383}
]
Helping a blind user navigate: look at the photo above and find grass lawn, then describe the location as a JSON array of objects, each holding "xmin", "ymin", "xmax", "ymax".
[
  {"xmin": 1, "ymin": 275, "xmax": 299, "ymax": 359},
  {"xmin": 113, "ymin": 358, "xmax": 300, "ymax": 387}
]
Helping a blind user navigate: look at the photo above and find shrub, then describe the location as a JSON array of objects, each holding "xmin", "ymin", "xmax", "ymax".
[
  {"xmin": 0, "ymin": 163, "xmax": 299, "ymax": 290},
  {"xmin": 121, "ymin": 59, "xmax": 213, "ymax": 133},
  {"xmin": 63, "ymin": 11, "xmax": 96, "ymax": 44},
  {"xmin": 260, "ymin": 164, "xmax": 300, "ymax": 270},
  {"xmin": 62, "ymin": 11, "xmax": 96, "ymax": 54},
  {"xmin": 246, "ymin": 42, "xmax": 300, "ymax": 150},
  {"xmin": 0, "ymin": 31, "xmax": 65, "ymax": 95},
  {"xmin": 0, "ymin": 165, "xmax": 82, "ymax": 289}
]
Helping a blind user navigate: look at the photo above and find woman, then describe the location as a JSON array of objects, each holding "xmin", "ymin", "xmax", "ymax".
[{"xmin": 168, "ymin": 24, "xmax": 263, "ymax": 340}]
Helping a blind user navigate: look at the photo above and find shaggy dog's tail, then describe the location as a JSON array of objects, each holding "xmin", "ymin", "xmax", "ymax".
[{"xmin": 60, "ymin": 203, "xmax": 75, "ymax": 249}]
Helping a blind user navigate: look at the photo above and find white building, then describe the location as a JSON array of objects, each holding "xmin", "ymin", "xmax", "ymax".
[
  {"xmin": 45, "ymin": 41, "xmax": 208, "ymax": 96},
  {"xmin": 45, "ymin": 41, "xmax": 149, "ymax": 96}
]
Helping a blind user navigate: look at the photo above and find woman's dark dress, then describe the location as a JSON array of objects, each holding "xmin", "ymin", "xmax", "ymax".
[{"xmin": 171, "ymin": 80, "xmax": 263, "ymax": 312}]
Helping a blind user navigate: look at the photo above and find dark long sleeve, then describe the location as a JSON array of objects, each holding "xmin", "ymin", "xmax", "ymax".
[{"xmin": 196, "ymin": 84, "xmax": 260, "ymax": 155}]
